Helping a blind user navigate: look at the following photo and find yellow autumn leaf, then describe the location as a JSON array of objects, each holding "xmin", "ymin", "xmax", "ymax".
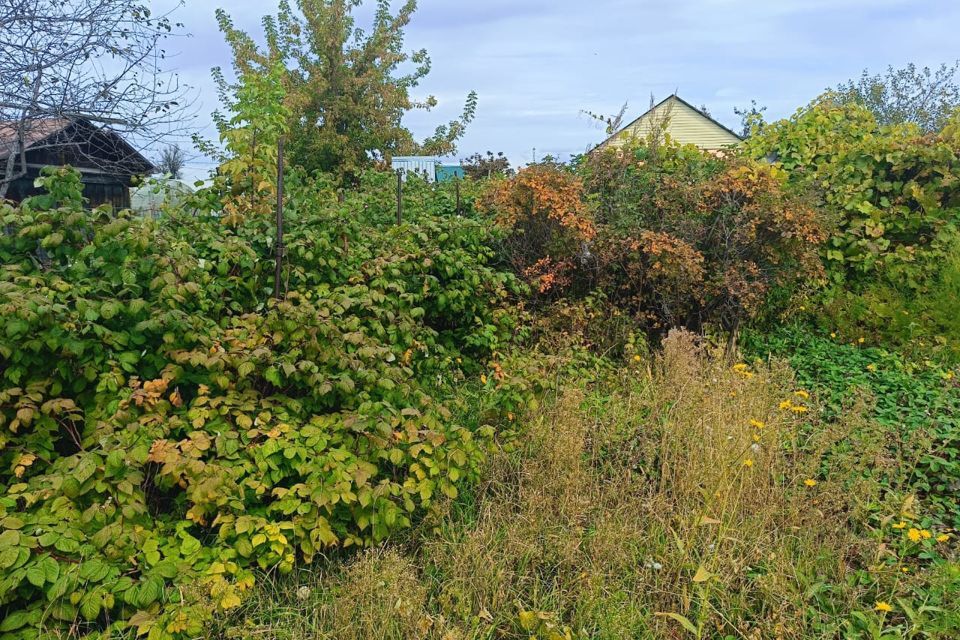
[
  {"xmin": 518, "ymin": 610, "xmax": 538, "ymax": 631},
  {"xmin": 692, "ymin": 565, "xmax": 713, "ymax": 583},
  {"xmin": 220, "ymin": 592, "xmax": 242, "ymax": 609}
]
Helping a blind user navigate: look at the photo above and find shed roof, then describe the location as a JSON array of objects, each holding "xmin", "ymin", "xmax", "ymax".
[{"xmin": 0, "ymin": 116, "xmax": 155, "ymax": 174}]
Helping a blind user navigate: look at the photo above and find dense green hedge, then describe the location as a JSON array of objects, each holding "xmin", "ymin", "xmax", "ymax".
[
  {"xmin": 746, "ymin": 100, "xmax": 960, "ymax": 360},
  {"xmin": 0, "ymin": 168, "xmax": 527, "ymax": 638}
]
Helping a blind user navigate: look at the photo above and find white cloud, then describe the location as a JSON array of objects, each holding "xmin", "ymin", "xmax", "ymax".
[{"xmin": 151, "ymin": 0, "xmax": 960, "ymax": 169}]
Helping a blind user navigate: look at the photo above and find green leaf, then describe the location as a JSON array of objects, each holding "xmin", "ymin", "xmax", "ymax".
[
  {"xmin": 137, "ymin": 578, "xmax": 163, "ymax": 607},
  {"xmin": 42, "ymin": 556, "xmax": 61, "ymax": 583},
  {"xmin": 47, "ymin": 574, "xmax": 73, "ymax": 601},
  {"xmin": 26, "ymin": 562, "xmax": 47, "ymax": 587},
  {"xmin": 80, "ymin": 593, "xmax": 102, "ymax": 621},
  {"xmin": 262, "ymin": 366, "xmax": 280, "ymax": 386},
  {"xmin": 0, "ymin": 610, "xmax": 33, "ymax": 632},
  {"xmin": 142, "ymin": 539, "xmax": 161, "ymax": 566},
  {"xmin": 0, "ymin": 547, "xmax": 18, "ymax": 569}
]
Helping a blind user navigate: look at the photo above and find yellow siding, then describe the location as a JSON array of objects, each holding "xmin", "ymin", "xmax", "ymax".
[{"xmin": 605, "ymin": 96, "xmax": 741, "ymax": 151}]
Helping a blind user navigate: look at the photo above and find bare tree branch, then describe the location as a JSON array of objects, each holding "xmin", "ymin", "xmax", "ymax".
[{"xmin": 0, "ymin": 0, "xmax": 197, "ymax": 198}]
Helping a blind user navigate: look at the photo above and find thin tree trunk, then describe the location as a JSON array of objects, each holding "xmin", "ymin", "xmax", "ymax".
[{"xmin": 725, "ymin": 314, "xmax": 741, "ymax": 362}]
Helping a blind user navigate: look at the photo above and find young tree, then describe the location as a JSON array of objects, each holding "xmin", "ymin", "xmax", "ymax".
[
  {"xmin": 0, "ymin": 0, "xmax": 194, "ymax": 198},
  {"xmin": 213, "ymin": 0, "xmax": 477, "ymax": 184},
  {"xmin": 216, "ymin": 63, "xmax": 291, "ymax": 226},
  {"xmin": 834, "ymin": 61, "xmax": 960, "ymax": 133},
  {"xmin": 156, "ymin": 144, "xmax": 187, "ymax": 179}
]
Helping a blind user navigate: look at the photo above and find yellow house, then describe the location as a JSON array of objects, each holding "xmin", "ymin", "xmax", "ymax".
[{"xmin": 593, "ymin": 94, "xmax": 742, "ymax": 153}]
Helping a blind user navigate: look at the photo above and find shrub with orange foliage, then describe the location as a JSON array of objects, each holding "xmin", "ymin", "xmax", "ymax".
[
  {"xmin": 481, "ymin": 164, "xmax": 595, "ymax": 298},
  {"xmin": 582, "ymin": 142, "xmax": 828, "ymax": 339},
  {"xmin": 697, "ymin": 161, "xmax": 827, "ymax": 328},
  {"xmin": 596, "ymin": 231, "xmax": 706, "ymax": 329}
]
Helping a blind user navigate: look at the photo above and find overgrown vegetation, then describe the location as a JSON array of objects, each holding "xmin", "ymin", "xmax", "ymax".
[
  {"xmin": 2, "ymin": 43, "xmax": 960, "ymax": 638},
  {"xmin": 0, "ymin": 167, "xmax": 528, "ymax": 637},
  {"xmin": 214, "ymin": 332, "xmax": 959, "ymax": 639}
]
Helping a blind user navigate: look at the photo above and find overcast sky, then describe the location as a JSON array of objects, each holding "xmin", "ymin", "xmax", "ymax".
[{"xmin": 156, "ymin": 0, "xmax": 960, "ymax": 178}]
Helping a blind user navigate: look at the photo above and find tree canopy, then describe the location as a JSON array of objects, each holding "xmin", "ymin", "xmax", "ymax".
[
  {"xmin": 834, "ymin": 61, "xmax": 960, "ymax": 133},
  {"xmin": 213, "ymin": 0, "xmax": 477, "ymax": 184}
]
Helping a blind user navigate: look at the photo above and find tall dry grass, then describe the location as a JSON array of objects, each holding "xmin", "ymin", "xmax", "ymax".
[
  {"xmin": 219, "ymin": 330, "xmax": 892, "ymax": 639},
  {"xmin": 422, "ymin": 329, "xmax": 874, "ymax": 639}
]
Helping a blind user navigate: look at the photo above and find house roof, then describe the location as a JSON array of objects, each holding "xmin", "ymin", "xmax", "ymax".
[
  {"xmin": 592, "ymin": 94, "xmax": 743, "ymax": 153},
  {"xmin": 0, "ymin": 116, "xmax": 155, "ymax": 174}
]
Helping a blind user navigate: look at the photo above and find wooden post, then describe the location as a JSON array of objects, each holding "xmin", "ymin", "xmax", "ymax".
[
  {"xmin": 274, "ymin": 137, "xmax": 285, "ymax": 299},
  {"xmin": 396, "ymin": 169, "xmax": 402, "ymax": 225},
  {"xmin": 455, "ymin": 178, "xmax": 461, "ymax": 216}
]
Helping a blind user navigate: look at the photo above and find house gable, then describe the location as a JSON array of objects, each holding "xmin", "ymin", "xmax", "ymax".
[{"xmin": 595, "ymin": 95, "xmax": 742, "ymax": 152}]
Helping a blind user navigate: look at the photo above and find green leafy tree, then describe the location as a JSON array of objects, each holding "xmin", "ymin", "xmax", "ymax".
[
  {"xmin": 745, "ymin": 98, "xmax": 960, "ymax": 357},
  {"xmin": 0, "ymin": 166, "xmax": 525, "ymax": 638},
  {"xmin": 461, "ymin": 151, "xmax": 514, "ymax": 180},
  {"xmin": 734, "ymin": 99, "xmax": 768, "ymax": 138},
  {"xmin": 834, "ymin": 61, "xmax": 960, "ymax": 133},
  {"xmin": 213, "ymin": 0, "xmax": 477, "ymax": 184}
]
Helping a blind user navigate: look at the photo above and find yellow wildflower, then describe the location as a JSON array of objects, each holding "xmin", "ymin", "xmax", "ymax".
[
  {"xmin": 804, "ymin": 478, "xmax": 817, "ymax": 487},
  {"xmin": 733, "ymin": 363, "xmax": 748, "ymax": 372},
  {"xmin": 901, "ymin": 566, "xmax": 909, "ymax": 573},
  {"xmin": 866, "ymin": 364, "xmax": 876, "ymax": 372},
  {"xmin": 742, "ymin": 459, "xmax": 754, "ymax": 468},
  {"xmin": 749, "ymin": 419, "xmax": 765, "ymax": 429},
  {"xmin": 943, "ymin": 371, "xmax": 955, "ymax": 381},
  {"xmin": 936, "ymin": 534, "xmax": 949, "ymax": 543},
  {"xmin": 874, "ymin": 601, "xmax": 893, "ymax": 613},
  {"xmin": 892, "ymin": 521, "xmax": 906, "ymax": 530},
  {"xmin": 779, "ymin": 399, "xmax": 793, "ymax": 410},
  {"xmin": 480, "ymin": 374, "xmax": 488, "ymax": 385},
  {"xmin": 830, "ymin": 332, "xmax": 837, "ymax": 338},
  {"xmin": 752, "ymin": 433, "xmax": 761, "ymax": 442},
  {"xmin": 794, "ymin": 390, "xmax": 810, "ymax": 400},
  {"xmin": 790, "ymin": 405, "xmax": 809, "ymax": 414},
  {"xmin": 921, "ymin": 529, "xmax": 932, "ymax": 539},
  {"xmin": 907, "ymin": 528, "xmax": 922, "ymax": 542},
  {"xmin": 858, "ymin": 337, "xmax": 865, "ymax": 344},
  {"xmin": 633, "ymin": 355, "xmax": 641, "ymax": 362}
]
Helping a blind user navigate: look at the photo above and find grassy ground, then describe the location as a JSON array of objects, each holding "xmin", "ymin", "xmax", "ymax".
[{"xmin": 214, "ymin": 331, "xmax": 959, "ymax": 640}]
